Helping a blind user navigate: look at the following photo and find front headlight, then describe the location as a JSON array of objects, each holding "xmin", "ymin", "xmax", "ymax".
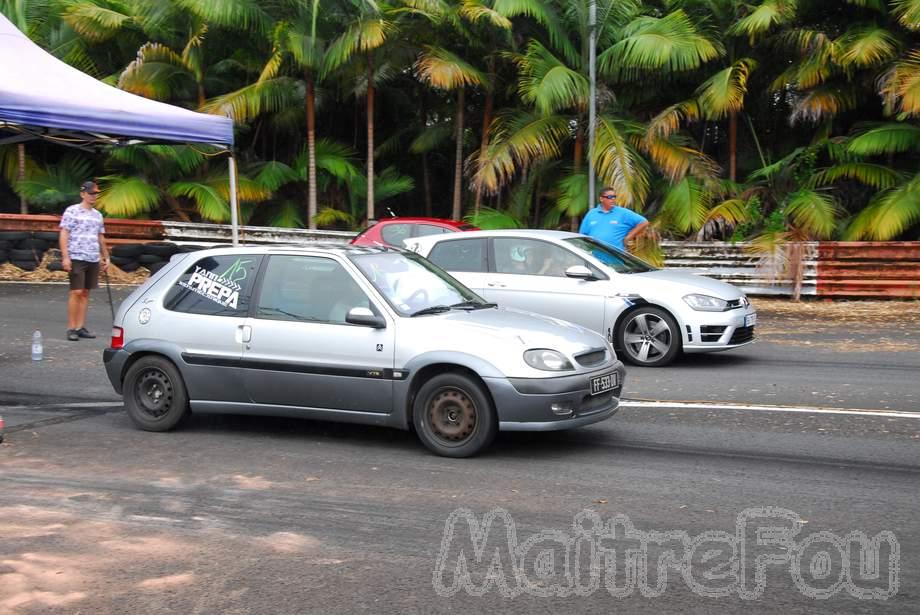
[
  {"xmin": 523, "ymin": 349, "xmax": 574, "ymax": 371},
  {"xmin": 683, "ymin": 293, "xmax": 729, "ymax": 312}
]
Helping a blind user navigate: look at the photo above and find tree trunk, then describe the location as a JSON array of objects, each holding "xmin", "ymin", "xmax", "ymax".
[
  {"xmin": 422, "ymin": 153, "xmax": 432, "ymax": 217},
  {"xmin": 165, "ymin": 194, "xmax": 192, "ymax": 222},
  {"xmin": 306, "ymin": 74, "xmax": 318, "ymax": 229},
  {"xmin": 366, "ymin": 54, "xmax": 376, "ymax": 223},
  {"xmin": 452, "ymin": 88, "xmax": 465, "ymax": 220},
  {"xmin": 729, "ymin": 111, "xmax": 738, "ymax": 182},
  {"xmin": 18, "ymin": 143, "xmax": 27, "ymax": 214},
  {"xmin": 473, "ymin": 84, "xmax": 494, "ymax": 215}
]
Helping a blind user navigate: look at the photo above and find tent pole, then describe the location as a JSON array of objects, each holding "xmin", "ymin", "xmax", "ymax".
[{"xmin": 228, "ymin": 153, "xmax": 239, "ymax": 246}]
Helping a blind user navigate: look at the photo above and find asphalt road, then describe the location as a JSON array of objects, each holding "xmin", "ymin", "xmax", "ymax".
[{"xmin": 1, "ymin": 282, "xmax": 919, "ymax": 613}]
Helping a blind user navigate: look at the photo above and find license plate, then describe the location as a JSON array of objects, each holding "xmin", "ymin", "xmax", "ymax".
[
  {"xmin": 590, "ymin": 372, "xmax": 617, "ymax": 396},
  {"xmin": 745, "ymin": 313, "xmax": 757, "ymax": 327}
]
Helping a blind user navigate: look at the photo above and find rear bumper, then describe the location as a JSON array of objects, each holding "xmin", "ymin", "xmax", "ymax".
[
  {"xmin": 102, "ymin": 348, "xmax": 130, "ymax": 394},
  {"xmin": 485, "ymin": 362, "xmax": 626, "ymax": 431}
]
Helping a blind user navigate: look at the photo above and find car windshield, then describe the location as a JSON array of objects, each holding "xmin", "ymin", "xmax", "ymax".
[
  {"xmin": 350, "ymin": 251, "xmax": 488, "ymax": 316},
  {"xmin": 563, "ymin": 237, "xmax": 657, "ymax": 274}
]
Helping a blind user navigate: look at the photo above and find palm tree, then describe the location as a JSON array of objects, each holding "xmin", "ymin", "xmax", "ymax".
[
  {"xmin": 324, "ymin": 0, "xmax": 408, "ymax": 223},
  {"xmin": 415, "ymin": 45, "xmax": 487, "ymax": 219}
]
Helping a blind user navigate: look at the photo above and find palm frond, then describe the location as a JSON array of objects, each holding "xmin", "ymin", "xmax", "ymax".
[
  {"xmin": 847, "ymin": 123, "xmax": 920, "ymax": 155},
  {"xmin": 493, "ymin": 0, "xmax": 578, "ymax": 66},
  {"xmin": 880, "ymin": 49, "xmax": 920, "ymax": 118},
  {"xmin": 892, "ymin": 0, "xmax": 920, "ymax": 32},
  {"xmin": 660, "ymin": 176, "xmax": 711, "ymax": 233},
  {"xmin": 15, "ymin": 155, "xmax": 93, "ymax": 209},
  {"xmin": 467, "ymin": 205, "xmax": 525, "ymax": 229},
  {"xmin": 646, "ymin": 100, "xmax": 701, "ymax": 139},
  {"xmin": 553, "ymin": 170, "xmax": 590, "ymax": 220},
  {"xmin": 697, "ymin": 58, "xmax": 757, "ymax": 119},
  {"xmin": 789, "ymin": 86, "xmax": 857, "ymax": 123},
  {"xmin": 784, "ymin": 189, "xmax": 840, "ymax": 238},
  {"xmin": 705, "ymin": 198, "xmax": 753, "ymax": 227},
  {"xmin": 254, "ymin": 161, "xmax": 301, "ymax": 192},
  {"xmin": 592, "ymin": 117, "xmax": 650, "ymax": 208},
  {"xmin": 811, "ymin": 162, "xmax": 905, "ymax": 190},
  {"xmin": 844, "ymin": 173, "xmax": 920, "ymax": 240},
  {"xmin": 516, "ymin": 40, "xmax": 588, "ymax": 114},
  {"xmin": 172, "ymin": 0, "xmax": 268, "ymax": 33},
  {"xmin": 95, "ymin": 176, "xmax": 161, "ymax": 217},
  {"xmin": 61, "ymin": 2, "xmax": 131, "ymax": 42},
  {"xmin": 730, "ymin": 0, "xmax": 798, "ymax": 41},
  {"xmin": 267, "ymin": 200, "xmax": 305, "ymax": 228},
  {"xmin": 201, "ymin": 76, "xmax": 301, "ymax": 122},
  {"xmin": 459, "ymin": 0, "xmax": 512, "ymax": 30},
  {"xmin": 169, "ymin": 181, "xmax": 230, "ymax": 222},
  {"xmin": 314, "ymin": 206, "xmax": 354, "ymax": 229},
  {"xmin": 415, "ymin": 46, "xmax": 486, "ymax": 90},
  {"xmin": 642, "ymin": 134, "xmax": 720, "ymax": 182},
  {"xmin": 471, "ymin": 111, "xmax": 570, "ymax": 195},
  {"xmin": 834, "ymin": 25, "xmax": 898, "ymax": 69},
  {"xmin": 410, "ymin": 124, "xmax": 453, "ymax": 153},
  {"xmin": 600, "ymin": 10, "xmax": 723, "ymax": 79}
]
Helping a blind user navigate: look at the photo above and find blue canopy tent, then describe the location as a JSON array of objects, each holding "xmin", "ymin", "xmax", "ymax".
[{"xmin": 0, "ymin": 14, "xmax": 243, "ymax": 244}]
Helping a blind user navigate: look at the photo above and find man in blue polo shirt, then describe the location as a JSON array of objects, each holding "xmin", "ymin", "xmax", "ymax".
[{"xmin": 579, "ymin": 187, "xmax": 649, "ymax": 252}]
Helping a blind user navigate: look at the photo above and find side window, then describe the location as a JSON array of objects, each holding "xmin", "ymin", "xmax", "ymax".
[
  {"xmin": 427, "ymin": 238, "xmax": 487, "ymax": 273},
  {"xmin": 164, "ymin": 255, "xmax": 261, "ymax": 317},
  {"xmin": 256, "ymin": 255, "xmax": 371, "ymax": 324},
  {"xmin": 380, "ymin": 223, "xmax": 413, "ymax": 247},
  {"xmin": 493, "ymin": 238, "xmax": 584, "ymax": 277},
  {"xmin": 415, "ymin": 224, "xmax": 453, "ymax": 237}
]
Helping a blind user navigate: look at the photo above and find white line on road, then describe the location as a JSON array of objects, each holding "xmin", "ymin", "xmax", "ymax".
[{"xmin": 621, "ymin": 399, "xmax": 920, "ymax": 420}]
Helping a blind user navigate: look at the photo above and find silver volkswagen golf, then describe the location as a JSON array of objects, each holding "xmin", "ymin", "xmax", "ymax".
[
  {"xmin": 103, "ymin": 244, "xmax": 625, "ymax": 457},
  {"xmin": 408, "ymin": 230, "xmax": 757, "ymax": 368}
]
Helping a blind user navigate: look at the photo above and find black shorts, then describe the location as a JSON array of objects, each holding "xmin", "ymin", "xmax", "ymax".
[{"xmin": 69, "ymin": 260, "xmax": 100, "ymax": 290}]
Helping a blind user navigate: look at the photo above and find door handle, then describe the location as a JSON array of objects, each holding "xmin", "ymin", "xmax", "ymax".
[
  {"xmin": 236, "ymin": 325, "xmax": 252, "ymax": 343},
  {"xmin": 487, "ymin": 281, "xmax": 506, "ymax": 288}
]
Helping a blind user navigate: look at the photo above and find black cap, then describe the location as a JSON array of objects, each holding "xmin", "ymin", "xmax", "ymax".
[{"xmin": 79, "ymin": 180, "xmax": 97, "ymax": 193}]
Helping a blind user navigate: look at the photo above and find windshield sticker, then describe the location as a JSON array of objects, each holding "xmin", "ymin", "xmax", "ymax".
[{"xmin": 179, "ymin": 265, "xmax": 242, "ymax": 309}]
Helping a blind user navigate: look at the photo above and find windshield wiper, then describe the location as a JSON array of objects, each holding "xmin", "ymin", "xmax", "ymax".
[
  {"xmin": 451, "ymin": 300, "xmax": 497, "ymax": 310},
  {"xmin": 410, "ymin": 305, "xmax": 452, "ymax": 317}
]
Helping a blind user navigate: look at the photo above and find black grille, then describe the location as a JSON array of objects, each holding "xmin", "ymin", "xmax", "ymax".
[
  {"xmin": 575, "ymin": 349, "xmax": 608, "ymax": 367},
  {"xmin": 700, "ymin": 325, "xmax": 726, "ymax": 342},
  {"xmin": 730, "ymin": 325, "xmax": 755, "ymax": 344}
]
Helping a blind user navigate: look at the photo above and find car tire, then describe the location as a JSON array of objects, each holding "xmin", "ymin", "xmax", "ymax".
[
  {"xmin": 616, "ymin": 306, "xmax": 681, "ymax": 367},
  {"xmin": 412, "ymin": 373, "xmax": 497, "ymax": 458},
  {"xmin": 123, "ymin": 356, "xmax": 190, "ymax": 431}
]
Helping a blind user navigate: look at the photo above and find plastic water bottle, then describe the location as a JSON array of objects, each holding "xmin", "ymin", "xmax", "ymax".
[{"xmin": 31, "ymin": 330, "xmax": 43, "ymax": 361}]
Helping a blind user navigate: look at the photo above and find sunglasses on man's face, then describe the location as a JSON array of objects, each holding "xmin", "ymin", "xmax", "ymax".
[
  {"xmin": 84, "ymin": 191, "xmax": 101, "ymax": 195},
  {"xmin": 601, "ymin": 194, "xmax": 616, "ymax": 200}
]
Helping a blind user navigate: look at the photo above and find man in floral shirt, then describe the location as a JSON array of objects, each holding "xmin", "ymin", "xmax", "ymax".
[{"xmin": 59, "ymin": 180, "xmax": 110, "ymax": 341}]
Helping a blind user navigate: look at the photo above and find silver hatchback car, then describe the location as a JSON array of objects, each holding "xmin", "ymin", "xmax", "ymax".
[{"xmin": 103, "ymin": 244, "xmax": 625, "ymax": 457}]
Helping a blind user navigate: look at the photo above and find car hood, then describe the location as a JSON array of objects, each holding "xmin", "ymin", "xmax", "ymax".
[
  {"xmin": 625, "ymin": 269, "xmax": 745, "ymax": 299},
  {"xmin": 409, "ymin": 306, "xmax": 608, "ymax": 354}
]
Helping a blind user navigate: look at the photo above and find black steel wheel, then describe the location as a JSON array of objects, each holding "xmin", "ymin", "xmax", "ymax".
[
  {"xmin": 413, "ymin": 373, "xmax": 496, "ymax": 457},
  {"xmin": 123, "ymin": 356, "xmax": 189, "ymax": 431}
]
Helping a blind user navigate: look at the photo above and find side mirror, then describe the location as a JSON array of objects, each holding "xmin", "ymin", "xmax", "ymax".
[
  {"xmin": 346, "ymin": 307, "xmax": 386, "ymax": 328},
  {"xmin": 565, "ymin": 265, "xmax": 596, "ymax": 280}
]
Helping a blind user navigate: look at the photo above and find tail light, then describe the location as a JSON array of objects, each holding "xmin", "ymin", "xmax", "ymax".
[{"xmin": 111, "ymin": 326, "xmax": 124, "ymax": 349}]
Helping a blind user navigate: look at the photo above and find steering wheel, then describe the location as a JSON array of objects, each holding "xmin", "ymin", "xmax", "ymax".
[{"xmin": 406, "ymin": 288, "xmax": 429, "ymax": 306}]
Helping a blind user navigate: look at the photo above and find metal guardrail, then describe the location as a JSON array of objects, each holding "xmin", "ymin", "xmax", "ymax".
[
  {"xmin": 661, "ymin": 241, "xmax": 819, "ymax": 297},
  {"xmin": 3, "ymin": 215, "xmax": 918, "ymax": 298}
]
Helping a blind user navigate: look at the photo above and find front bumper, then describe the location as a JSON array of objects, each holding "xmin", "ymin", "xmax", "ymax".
[
  {"xmin": 102, "ymin": 348, "xmax": 130, "ymax": 394},
  {"xmin": 682, "ymin": 308, "xmax": 757, "ymax": 353},
  {"xmin": 485, "ymin": 361, "xmax": 626, "ymax": 431}
]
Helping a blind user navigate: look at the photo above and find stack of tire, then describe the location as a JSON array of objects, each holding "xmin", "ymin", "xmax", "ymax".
[
  {"xmin": 0, "ymin": 231, "xmax": 62, "ymax": 271},
  {"xmin": 110, "ymin": 242, "xmax": 207, "ymax": 275}
]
